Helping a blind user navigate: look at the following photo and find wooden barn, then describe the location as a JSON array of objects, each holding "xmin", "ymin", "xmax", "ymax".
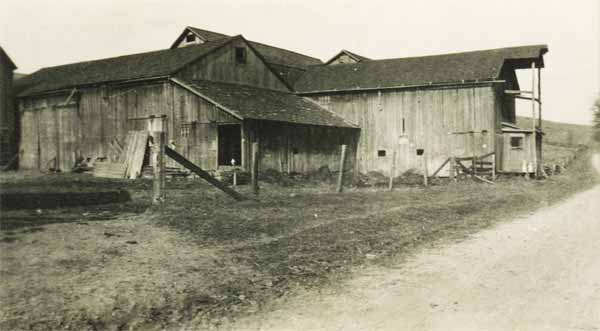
[
  {"xmin": 0, "ymin": 46, "xmax": 18, "ymax": 168},
  {"xmin": 14, "ymin": 25, "xmax": 548, "ymax": 179},
  {"xmin": 15, "ymin": 34, "xmax": 358, "ymax": 175},
  {"xmin": 295, "ymin": 45, "xmax": 548, "ymax": 176}
]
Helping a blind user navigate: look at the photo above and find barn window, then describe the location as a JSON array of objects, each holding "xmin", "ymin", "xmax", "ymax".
[
  {"xmin": 235, "ymin": 47, "xmax": 247, "ymax": 64},
  {"xmin": 186, "ymin": 34, "xmax": 196, "ymax": 42},
  {"xmin": 378, "ymin": 150, "xmax": 386, "ymax": 157},
  {"xmin": 218, "ymin": 125, "xmax": 242, "ymax": 166},
  {"xmin": 510, "ymin": 136, "xmax": 523, "ymax": 149}
]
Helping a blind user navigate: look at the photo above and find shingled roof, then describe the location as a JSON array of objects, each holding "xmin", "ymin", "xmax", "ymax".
[
  {"xmin": 0, "ymin": 46, "xmax": 17, "ymax": 70},
  {"xmin": 183, "ymin": 26, "xmax": 322, "ymax": 68},
  {"xmin": 173, "ymin": 78, "xmax": 356, "ymax": 128},
  {"xmin": 16, "ymin": 37, "xmax": 235, "ymax": 97},
  {"xmin": 324, "ymin": 49, "xmax": 371, "ymax": 65},
  {"xmin": 295, "ymin": 45, "xmax": 548, "ymax": 93}
]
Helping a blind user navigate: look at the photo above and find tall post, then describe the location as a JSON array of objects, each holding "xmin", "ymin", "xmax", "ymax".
[
  {"xmin": 471, "ymin": 132, "xmax": 477, "ymax": 178},
  {"xmin": 388, "ymin": 149, "xmax": 396, "ymax": 191},
  {"xmin": 537, "ymin": 67, "xmax": 544, "ymax": 177},
  {"xmin": 151, "ymin": 116, "xmax": 166, "ymax": 205},
  {"xmin": 336, "ymin": 144, "xmax": 347, "ymax": 193},
  {"xmin": 531, "ymin": 62, "xmax": 538, "ymax": 177},
  {"xmin": 422, "ymin": 151, "xmax": 429, "ymax": 187},
  {"xmin": 251, "ymin": 142, "xmax": 259, "ymax": 196}
]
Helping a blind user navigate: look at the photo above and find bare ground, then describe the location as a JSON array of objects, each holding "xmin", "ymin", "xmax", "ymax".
[{"xmin": 224, "ymin": 155, "xmax": 600, "ymax": 331}]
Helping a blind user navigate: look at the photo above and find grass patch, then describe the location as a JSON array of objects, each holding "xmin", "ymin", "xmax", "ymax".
[{"xmin": 150, "ymin": 148, "xmax": 599, "ymax": 326}]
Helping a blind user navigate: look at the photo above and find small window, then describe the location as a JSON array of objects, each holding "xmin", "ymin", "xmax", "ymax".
[
  {"xmin": 186, "ymin": 34, "xmax": 196, "ymax": 43},
  {"xmin": 235, "ymin": 47, "xmax": 247, "ymax": 64},
  {"xmin": 510, "ymin": 136, "xmax": 523, "ymax": 149},
  {"xmin": 378, "ymin": 150, "xmax": 386, "ymax": 157},
  {"xmin": 292, "ymin": 148, "xmax": 299, "ymax": 155}
]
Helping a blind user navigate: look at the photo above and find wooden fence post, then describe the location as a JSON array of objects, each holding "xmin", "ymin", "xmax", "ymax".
[
  {"xmin": 388, "ymin": 150, "xmax": 396, "ymax": 191},
  {"xmin": 422, "ymin": 151, "xmax": 429, "ymax": 187},
  {"xmin": 152, "ymin": 131, "xmax": 166, "ymax": 205},
  {"xmin": 337, "ymin": 144, "xmax": 347, "ymax": 193},
  {"xmin": 491, "ymin": 154, "xmax": 496, "ymax": 181},
  {"xmin": 251, "ymin": 142, "xmax": 259, "ymax": 196}
]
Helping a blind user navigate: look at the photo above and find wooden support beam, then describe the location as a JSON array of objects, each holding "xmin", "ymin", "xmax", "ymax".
[
  {"xmin": 251, "ymin": 142, "xmax": 259, "ymax": 196},
  {"xmin": 337, "ymin": 144, "xmax": 347, "ymax": 193},
  {"xmin": 505, "ymin": 89, "xmax": 533, "ymax": 95},
  {"xmin": 152, "ymin": 131, "xmax": 166, "ymax": 205},
  {"xmin": 388, "ymin": 150, "xmax": 396, "ymax": 191},
  {"xmin": 512, "ymin": 95, "xmax": 541, "ymax": 103},
  {"xmin": 430, "ymin": 157, "xmax": 450, "ymax": 178},
  {"xmin": 491, "ymin": 154, "xmax": 496, "ymax": 181},
  {"xmin": 165, "ymin": 146, "xmax": 246, "ymax": 201},
  {"xmin": 422, "ymin": 152, "xmax": 429, "ymax": 187}
]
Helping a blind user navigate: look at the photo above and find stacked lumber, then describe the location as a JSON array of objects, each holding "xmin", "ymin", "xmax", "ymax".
[
  {"xmin": 93, "ymin": 162, "xmax": 128, "ymax": 179},
  {"xmin": 141, "ymin": 165, "xmax": 189, "ymax": 178},
  {"xmin": 93, "ymin": 131, "xmax": 149, "ymax": 179}
]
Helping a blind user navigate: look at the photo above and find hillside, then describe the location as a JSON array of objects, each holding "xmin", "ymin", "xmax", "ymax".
[{"xmin": 516, "ymin": 116, "xmax": 592, "ymax": 147}]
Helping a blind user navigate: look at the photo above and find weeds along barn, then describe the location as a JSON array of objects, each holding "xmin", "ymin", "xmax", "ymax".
[{"xmin": 14, "ymin": 26, "xmax": 548, "ymax": 177}]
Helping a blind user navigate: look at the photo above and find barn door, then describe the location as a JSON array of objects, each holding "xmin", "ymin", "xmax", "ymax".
[{"xmin": 218, "ymin": 124, "xmax": 242, "ymax": 167}]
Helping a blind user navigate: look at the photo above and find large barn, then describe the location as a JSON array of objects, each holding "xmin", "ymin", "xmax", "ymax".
[
  {"xmin": 14, "ymin": 26, "xmax": 548, "ymax": 178},
  {"xmin": 1, "ymin": 46, "xmax": 18, "ymax": 168}
]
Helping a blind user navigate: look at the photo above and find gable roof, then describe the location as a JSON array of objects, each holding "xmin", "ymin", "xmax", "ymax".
[
  {"xmin": 172, "ymin": 78, "xmax": 357, "ymax": 128},
  {"xmin": 16, "ymin": 37, "xmax": 235, "ymax": 97},
  {"xmin": 172, "ymin": 26, "xmax": 322, "ymax": 70},
  {"xmin": 324, "ymin": 49, "xmax": 371, "ymax": 65},
  {"xmin": 0, "ymin": 46, "xmax": 17, "ymax": 70},
  {"xmin": 295, "ymin": 45, "xmax": 548, "ymax": 93}
]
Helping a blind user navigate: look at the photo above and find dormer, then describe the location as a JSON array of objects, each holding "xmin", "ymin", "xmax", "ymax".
[
  {"xmin": 171, "ymin": 26, "xmax": 230, "ymax": 49},
  {"xmin": 325, "ymin": 49, "xmax": 371, "ymax": 65}
]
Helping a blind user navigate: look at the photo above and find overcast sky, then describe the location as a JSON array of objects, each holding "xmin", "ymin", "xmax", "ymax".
[{"xmin": 1, "ymin": 0, "xmax": 598, "ymax": 124}]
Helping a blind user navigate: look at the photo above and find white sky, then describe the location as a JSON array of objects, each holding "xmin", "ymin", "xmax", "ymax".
[{"xmin": 1, "ymin": 0, "xmax": 598, "ymax": 125}]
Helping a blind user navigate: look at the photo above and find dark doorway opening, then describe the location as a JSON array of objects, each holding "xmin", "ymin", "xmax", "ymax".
[{"xmin": 218, "ymin": 124, "xmax": 242, "ymax": 166}]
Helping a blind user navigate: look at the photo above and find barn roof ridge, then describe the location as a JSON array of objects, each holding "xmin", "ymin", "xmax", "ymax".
[
  {"xmin": 15, "ymin": 36, "xmax": 238, "ymax": 97},
  {"xmin": 182, "ymin": 26, "xmax": 323, "ymax": 67},
  {"xmin": 294, "ymin": 44, "xmax": 548, "ymax": 93},
  {"xmin": 324, "ymin": 49, "xmax": 371, "ymax": 65}
]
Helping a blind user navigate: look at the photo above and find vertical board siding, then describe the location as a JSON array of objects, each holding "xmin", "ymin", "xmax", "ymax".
[
  {"xmin": 311, "ymin": 85, "xmax": 499, "ymax": 175},
  {"xmin": 176, "ymin": 39, "xmax": 289, "ymax": 92},
  {"xmin": 243, "ymin": 120, "xmax": 358, "ymax": 174}
]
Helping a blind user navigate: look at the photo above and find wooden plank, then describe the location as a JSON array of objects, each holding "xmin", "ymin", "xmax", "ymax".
[
  {"xmin": 430, "ymin": 157, "xmax": 450, "ymax": 178},
  {"xmin": 388, "ymin": 149, "xmax": 396, "ymax": 191},
  {"xmin": 165, "ymin": 146, "xmax": 245, "ymax": 201},
  {"xmin": 251, "ymin": 142, "xmax": 259, "ymax": 196},
  {"xmin": 337, "ymin": 144, "xmax": 347, "ymax": 193},
  {"xmin": 128, "ymin": 131, "xmax": 149, "ymax": 179},
  {"xmin": 152, "ymin": 131, "xmax": 166, "ymax": 204},
  {"xmin": 93, "ymin": 162, "xmax": 127, "ymax": 179}
]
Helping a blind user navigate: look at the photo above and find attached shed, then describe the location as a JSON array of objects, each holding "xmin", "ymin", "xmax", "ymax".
[
  {"xmin": 0, "ymin": 46, "xmax": 17, "ymax": 167},
  {"xmin": 295, "ymin": 45, "xmax": 548, "ymax": 176}
]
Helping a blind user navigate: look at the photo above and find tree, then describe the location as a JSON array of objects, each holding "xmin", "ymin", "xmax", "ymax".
[{"xmin": 594, "ymin": 97, "xmax": 600, "ymax": 142}]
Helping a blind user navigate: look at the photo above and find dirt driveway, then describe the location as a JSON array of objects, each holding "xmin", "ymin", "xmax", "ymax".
[{"xmin": 227, "ymin": 155, "xmax": 600, "ymax": 331}]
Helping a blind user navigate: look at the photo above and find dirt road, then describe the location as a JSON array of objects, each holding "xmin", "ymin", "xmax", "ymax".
[{"xmin": 228, "ymin": 155, "xmax": 600, "ymax": 331}]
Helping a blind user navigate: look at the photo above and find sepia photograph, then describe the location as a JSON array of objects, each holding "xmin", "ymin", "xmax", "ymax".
[{"xmin": 1, "ymin": 0, "xmax": 599, "ymax": 330}]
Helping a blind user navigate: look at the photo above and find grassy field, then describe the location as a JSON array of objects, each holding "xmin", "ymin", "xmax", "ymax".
[
  {"xmin": 1, "ymin": 118, "xmax": 598, "ymax": 330},
  {"xmin": 1, "ymin": 145, "xmax": 598, "ymax": 330}
]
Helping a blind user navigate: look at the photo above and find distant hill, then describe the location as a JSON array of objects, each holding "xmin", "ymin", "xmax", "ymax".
[{"xmin": 516, "ymin": 116, "xmax": 592, "ymax": 147}]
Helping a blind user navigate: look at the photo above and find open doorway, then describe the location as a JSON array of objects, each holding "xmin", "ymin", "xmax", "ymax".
[{"xmin": 218, "ymin": 124, "xmax": 242, "ymax": 166}]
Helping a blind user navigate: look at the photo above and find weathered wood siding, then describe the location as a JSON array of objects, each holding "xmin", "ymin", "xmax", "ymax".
[
  {"xmin": 0, "ymin": 55, "xmax": 16, "ymax": 164},
  {"xmin": 328, "ymin": 54, "xmax": 359, "ymax": 65},
  {"xmin": 176, "ymin": 38, "xmax": 289, "ymax": 92},
  {"xmin": 501, "ymin": 132, "xmax": 535, "ymax": 172},
  {"xmin": 171, "ymin": 84, "xmax": 240, "ymax": 170},
  {"xmin": 242, "ymin": 120, "xmax": 358, "ymax": 174},
  {"xmin": 310, "ymin": 85, "xmax": 499, "ymax": 175}
]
